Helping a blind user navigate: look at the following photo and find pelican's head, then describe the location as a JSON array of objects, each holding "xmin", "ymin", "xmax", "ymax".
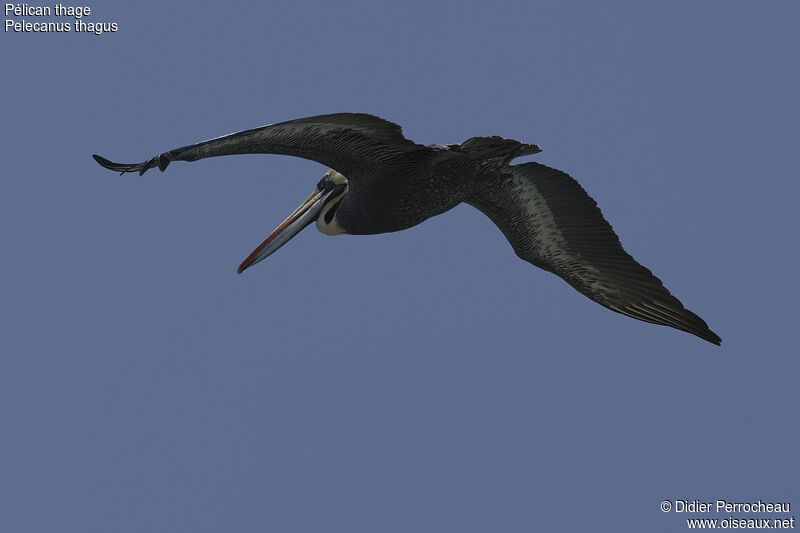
[
  {"xmin": 314, "ymin": 170, "xmax": 349, "ymax": 236},
  {"xmin": 237, "ymin": 169, "xmax": 348, "ymax": 274}
]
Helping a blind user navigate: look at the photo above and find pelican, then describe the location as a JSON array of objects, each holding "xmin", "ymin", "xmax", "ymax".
[{"xmin": 93, "ymin": 113, "xmax": 721, "ymax": 345}]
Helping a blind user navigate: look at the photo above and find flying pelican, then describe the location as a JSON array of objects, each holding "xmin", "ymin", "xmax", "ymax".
[{"xmin": 93, "ymin": 113, "xmax": 721, "ymax": 345}]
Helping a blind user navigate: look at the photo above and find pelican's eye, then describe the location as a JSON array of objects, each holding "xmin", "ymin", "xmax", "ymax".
[{"xmin": 317, "ymin": 172, "xmax": 332, "ymax": 191}]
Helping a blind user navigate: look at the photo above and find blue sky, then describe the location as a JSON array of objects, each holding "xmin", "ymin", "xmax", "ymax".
[{"xmin": 2, "ymin": 1, "xmax": 798, "ymax": 531}]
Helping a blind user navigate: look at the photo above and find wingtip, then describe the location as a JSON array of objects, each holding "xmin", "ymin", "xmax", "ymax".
[
  {"xmin": 680, "ymin": 316, "xmax": 721, "ymax": 345},
  {"xmin": 688, "ymin": 312, "xmax": 721, "ymax": 346},
  {"xmin": 688, "ymin": 322, "xmax": 721, "ymax": 345},
  {"xmin": 92, "ymin": 154, "xmax": 112, "ymax": 168},
  {"xmin": 92, "ymin": 153, "xmax": 168, "ymax": 175},
  {"xmin": 92, "ymin": 153, "xmax": 135, "ymax": 174}
]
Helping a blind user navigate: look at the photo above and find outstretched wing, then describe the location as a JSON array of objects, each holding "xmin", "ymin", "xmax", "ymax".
[
  {"xmin": 93, "ymin": 113, "xmax": 431, "ymax": 180},
  {"xmin": 468, "ymin": 162, "xmax": 721, "ymax": 345}
]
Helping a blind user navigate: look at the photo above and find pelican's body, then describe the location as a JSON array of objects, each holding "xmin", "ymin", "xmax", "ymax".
[{"xmin": 94, "ymin": 113, "xmax": 721, "ymax": 344}]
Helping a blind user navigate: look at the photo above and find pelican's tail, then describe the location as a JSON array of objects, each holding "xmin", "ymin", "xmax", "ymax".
[{"xmin": 460, "ymin": 136, "xmax": 541, "ymax": 163}]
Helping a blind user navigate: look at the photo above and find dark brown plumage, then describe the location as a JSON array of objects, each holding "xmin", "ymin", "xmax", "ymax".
[{"xmin": 93, "ymin": 113, "xmax": 720, "ymax": 344}]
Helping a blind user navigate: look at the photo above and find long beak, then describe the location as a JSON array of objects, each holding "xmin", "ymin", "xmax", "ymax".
[{"xmin": 237, "ymin": 188, "xmax": 334, "ymax": 274}]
